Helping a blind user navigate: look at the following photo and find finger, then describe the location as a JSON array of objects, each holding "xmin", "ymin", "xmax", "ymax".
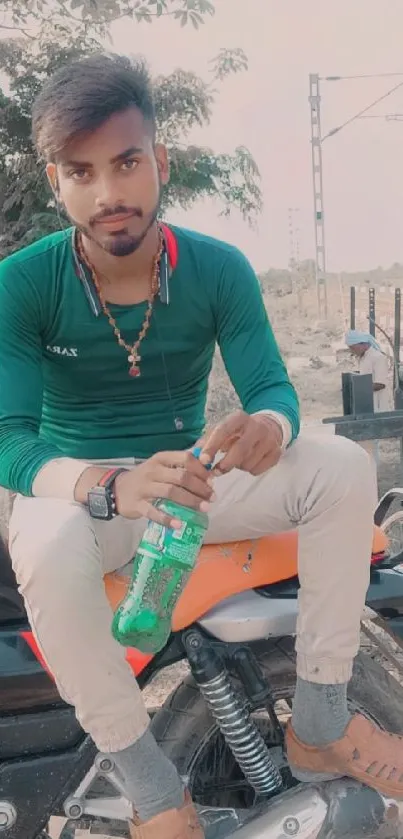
[
  {"xmin": 190, "ymin": 445, "xmax": 214, "ymax": 470},
  {"xmin": 200, "ymin": 412, "xmax": 247, "ymax": 463},
  {"xmin": 155, "ymin": 450, "xmax": 211, "ymax": 480},
  {"xmin": 157, "ymin": 466, "xmax": 215, "ymax": 501},
  {"xmin": 147, "ymin": 482, "xmax": 211, "ymax": 513},
  {"xmin": 228, "ymin": 439, "xmax": 268, "ymax": 475},
  {"xmin": 246, "ymin": 443, "xmax": 281, "ymax": 475},
  {"xmin": 212, "ymin": 422, "xmax": 262, "ymax": 475},
  {"xmin": 135, "ymin": 499, "xmax": 183, "ymax": 530},
  {"xmin": 194, "ymin": 435, "xmax": 239, "ymax": 460},
  {"xmin": 244, "ymin": 442, "xmax": 273, "ymax": 475},
  {"xmin": 249, "ymin": 446, "xmax": 282, "ymax": 475},
  {"xmin": 211, "ymin": 439, "xmax": 248, "ymax": 475}
]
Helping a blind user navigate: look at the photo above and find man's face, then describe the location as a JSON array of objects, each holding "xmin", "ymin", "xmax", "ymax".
[
  {"xmin": 349, "ymin": 342, "xmax": 369, "ymax": 358},
  {"xmin": 46, "ymin": 107, "xmax": 169, "ymax": 256}
]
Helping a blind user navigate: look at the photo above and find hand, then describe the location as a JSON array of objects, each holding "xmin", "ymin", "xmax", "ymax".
[
  {"xmin": 198, "ymin": 410, "xmax": 283, "ymax": 477},
  {"xmin": 114, "ymin": 450, "xmax": 215, "ymax": 528}
]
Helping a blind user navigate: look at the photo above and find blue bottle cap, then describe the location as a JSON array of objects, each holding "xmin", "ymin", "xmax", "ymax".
[{"xmin": 191, "ymin": 446, "xmax": 212, "ymax": 470}]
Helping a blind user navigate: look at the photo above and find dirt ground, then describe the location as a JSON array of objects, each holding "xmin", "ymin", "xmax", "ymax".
[{"xmin": 207, "ymin": 277, "xmax": 400, "ymax": 497}]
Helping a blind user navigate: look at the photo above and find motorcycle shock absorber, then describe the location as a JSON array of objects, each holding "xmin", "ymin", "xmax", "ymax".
[{"xmin": 183, "ymin": 629, "xmax": 283, "ymax": 796}]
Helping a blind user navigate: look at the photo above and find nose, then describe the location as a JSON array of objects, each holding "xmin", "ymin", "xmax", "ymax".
[{"xmin": 94, "ymin": 172, "xmax": 124, "ymax": 210}]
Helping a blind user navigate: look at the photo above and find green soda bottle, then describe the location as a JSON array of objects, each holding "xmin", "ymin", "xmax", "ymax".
[{"xmin": 112, "ymin": 450, "xmax": 210, "ymax": 653}]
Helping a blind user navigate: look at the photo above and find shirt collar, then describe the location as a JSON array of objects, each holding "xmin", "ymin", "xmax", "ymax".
[{"xmin": 71, "ymin": 224, "xmax": 178, "ymax": 317}]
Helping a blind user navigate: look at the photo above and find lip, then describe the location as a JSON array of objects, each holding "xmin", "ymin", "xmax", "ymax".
[{"xmin": 96, "ymin": 213, "xmax": 135, "ymax": 230}]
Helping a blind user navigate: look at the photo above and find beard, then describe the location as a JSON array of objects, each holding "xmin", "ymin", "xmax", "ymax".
[
  {"xmin": 99, "ymin": 206, "xmax": 159, "ymax": 257},
  {"xmin": 69, "ymin": 186, "xmax": 161, "ymax": 258}
]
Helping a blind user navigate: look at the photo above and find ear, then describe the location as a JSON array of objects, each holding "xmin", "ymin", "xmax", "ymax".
[
  {"xmin": 46, "ymin": 162, "xmax": 59, "ymax": 197},
  {"xmin": 154, "ymin": 143, "xmax": 169, "ymax": 186}
]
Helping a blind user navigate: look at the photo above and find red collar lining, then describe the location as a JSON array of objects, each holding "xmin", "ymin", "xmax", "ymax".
[{"xmin": 160, "ymin": 223, "xmax": 178, "ymax": 271}]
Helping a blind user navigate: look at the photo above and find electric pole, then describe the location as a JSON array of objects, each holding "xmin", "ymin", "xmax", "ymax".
[
  {"xmin": 308, "ymin": 70, "xmax": 403, "ymax": 321},
  {"xmin": 288, "ymin": 207, "xmax": 297, "ymax": 292},
  {"xmin": 288, "ymin": 207, "xmax": 303, "ymax": 309},
  {"xmin": 309, "ymin": 73, "xmax": 328, "ymax": 318}
]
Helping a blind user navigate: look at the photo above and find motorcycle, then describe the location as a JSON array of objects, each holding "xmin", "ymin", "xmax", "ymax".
[{"xmin": 2, "ymin": 488, "xmax": 403, "ymax": 839}]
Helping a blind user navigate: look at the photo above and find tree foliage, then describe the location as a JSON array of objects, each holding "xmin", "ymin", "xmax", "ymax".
[
  {"xmin": 0, "ymin": 0, "xmax": 262, "ymax": 257},
  {"xmin": 0, "ymin": 0, "xmax": 216, "ymax": 38}
]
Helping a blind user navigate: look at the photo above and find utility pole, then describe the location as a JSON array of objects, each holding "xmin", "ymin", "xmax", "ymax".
[
  {"xmin": 309, "ymin": 74, "xmax": 328, "ymax": 318},
  {"xmin": 308, "ymin": 70, "xmax": 403, "ymax": 321},
  {"xmin": 288, "ymin": 207, "xmax": 303, "ymax": 309},
  {"xmin": 287, "ymin": 207, "xmax": 297, "ymax": 292}
]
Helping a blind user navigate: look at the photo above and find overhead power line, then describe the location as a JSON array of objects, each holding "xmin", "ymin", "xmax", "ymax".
[
  {"xmin": 309, "ymin": 70, "xmax": 403, "ymax": 317},
  {"xmin": 323, "ymin": 73, "xmax": 403, "ymax": 81},
  {"xmin": 322, "ymin": 79, "xmax": 403, "ymax": 141}
]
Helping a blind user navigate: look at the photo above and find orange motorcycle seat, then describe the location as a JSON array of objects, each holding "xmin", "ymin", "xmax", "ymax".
[{"xmin": 104, "ymin": 525, "xmax": 387, "ymax": 633}]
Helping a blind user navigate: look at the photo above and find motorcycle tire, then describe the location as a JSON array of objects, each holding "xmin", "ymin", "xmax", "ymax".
[
  {"xmin": 381, "ymin": 509, "xmax": 403, "ymax": 563},
  {"xmin": 151, "ymin": 637, "xmax": 403, "ymax": 810}
]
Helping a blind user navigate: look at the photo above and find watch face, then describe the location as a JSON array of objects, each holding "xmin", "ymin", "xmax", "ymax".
[{"xmin": 88, "ymin": 489, "xmax": 109, "ymax": 519}]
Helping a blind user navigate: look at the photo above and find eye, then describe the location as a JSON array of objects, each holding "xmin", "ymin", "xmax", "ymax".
[
  {"xmin": 69, "ymin": 168, "xmax": 90, "ymax": 181},
  {"xmin": 121, "ymin": 158, "xmax": 138, "ymax": 171}
]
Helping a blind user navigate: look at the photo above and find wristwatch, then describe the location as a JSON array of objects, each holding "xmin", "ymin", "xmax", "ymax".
[{"xmin": 87, "ymin": 468, "xmax": 127, "ymax": 520}]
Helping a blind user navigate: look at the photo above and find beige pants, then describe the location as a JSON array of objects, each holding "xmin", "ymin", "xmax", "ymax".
[{"xmin": 9, "ymin": 434, "xmax": 374, "ymax": 752}]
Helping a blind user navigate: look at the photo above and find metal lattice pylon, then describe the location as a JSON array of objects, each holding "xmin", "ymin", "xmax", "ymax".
[{"xmin": 309, "ymin": 74, "xmax": 327, "ymax": 318}]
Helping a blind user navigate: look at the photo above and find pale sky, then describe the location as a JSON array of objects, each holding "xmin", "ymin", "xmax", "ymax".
[{"xmin": 110, "ymin": 0, "xmax": 403, "ymax": 273}]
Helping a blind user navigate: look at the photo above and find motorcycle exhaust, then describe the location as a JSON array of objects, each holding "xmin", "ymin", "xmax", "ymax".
[{"xmin": 204, "ymin": 779, "xmax": 401, "ymax": 839}]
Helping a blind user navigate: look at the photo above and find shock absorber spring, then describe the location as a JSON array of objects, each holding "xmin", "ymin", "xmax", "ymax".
[{"xmin": 184, "ymin": 631, "xmax": 283, "ymax": 796}]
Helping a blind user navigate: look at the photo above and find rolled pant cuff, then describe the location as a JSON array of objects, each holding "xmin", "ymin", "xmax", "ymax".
[
  {"xmin": 92, "ymin": 715, "xmax": 150, "ymax": 754},
  {"xmin": 296, "ymin": 654, "xmax": 353, "ymax": 685}
]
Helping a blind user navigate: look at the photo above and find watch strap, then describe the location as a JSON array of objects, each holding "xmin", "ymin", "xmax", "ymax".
[{"xmin": 97, "ymin": 467, "xmax": 127, "ymax": 490}]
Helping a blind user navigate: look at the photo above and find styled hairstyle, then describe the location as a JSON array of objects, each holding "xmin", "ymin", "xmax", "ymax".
[{"xmin": 32, "ymin": 52, "xmax": 156, "ymax": 161}]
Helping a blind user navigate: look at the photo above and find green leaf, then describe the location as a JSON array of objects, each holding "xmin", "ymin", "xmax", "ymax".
[
  {"xmin": 210, "ymin": 47, "xmax": 248, "ymax": 81},
  {"xmin": 135, "ymin": 8, "xmax": 152, "ymax": 21},
  {"xmin": 189, "ymin": 10, "xmax": 202, "ymax": 28},
  {"xmin": 194, "ymin": 0, "xmax": 214, "ymax": 16}
]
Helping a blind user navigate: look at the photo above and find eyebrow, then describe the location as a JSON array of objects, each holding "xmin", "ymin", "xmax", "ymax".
[
  {"xmin": 61, "ymin": 146, "xmax": 144, "ymax": 169},
  {"xmin": 110, "ymin": 146, "xmax": 144, "ymax": 164}
]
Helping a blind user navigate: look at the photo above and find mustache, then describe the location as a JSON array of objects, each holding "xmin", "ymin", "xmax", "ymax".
[{"xmin": 89, "ymin": 205, "xmax": 143, "ymax": 225}]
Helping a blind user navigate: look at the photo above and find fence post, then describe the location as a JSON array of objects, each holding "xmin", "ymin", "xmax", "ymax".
[
  {"xmin": 369, "ymin": 287, "xmax": 376, "ymax": 336},
  {"xmin": 350, "ymin": 286, "xmax": 356, "ymax": 329},
  {"xmin": 394, "ymin": 288, "xmax": 401, "ymax": 392}
]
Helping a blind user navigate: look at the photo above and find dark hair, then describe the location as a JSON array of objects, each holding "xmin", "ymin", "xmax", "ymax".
[{"xmin": 32, "ymin": 53, "xmax": 156, "ymax": 161}]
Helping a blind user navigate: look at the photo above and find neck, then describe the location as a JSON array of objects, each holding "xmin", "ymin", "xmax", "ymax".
[{"xmin": 79, "ymin": 222, "xmax": 159, "ymax": 283}]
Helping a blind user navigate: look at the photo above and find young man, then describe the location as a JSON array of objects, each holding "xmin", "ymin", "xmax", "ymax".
[{"xmin": 0, "ymin": 54, "xmax": 401, "ymax": 839}]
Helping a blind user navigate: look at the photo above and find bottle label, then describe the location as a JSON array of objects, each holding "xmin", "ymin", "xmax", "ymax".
[{"xmin": 138, "ymin": 505, "xmax": 206, "ymax": 570}]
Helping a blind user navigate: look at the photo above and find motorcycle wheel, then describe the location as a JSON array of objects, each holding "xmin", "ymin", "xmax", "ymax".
[
  {"xmin": 151, "ymin": 636, "xmax": 403, "ymax": 810},
  {"xmin": 381, "ymin": 509, "xmax": 403, "ymax": 562}
]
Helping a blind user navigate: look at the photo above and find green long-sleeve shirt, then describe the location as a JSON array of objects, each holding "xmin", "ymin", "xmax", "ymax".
[{"xmin": 0, "ymin": 225, "xmax": 299, "ymax": 496}]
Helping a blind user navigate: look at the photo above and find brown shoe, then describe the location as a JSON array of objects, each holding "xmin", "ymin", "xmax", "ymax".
[
  {"xmin": 129, "ymin": 790, "xmax": 205, "ymax": 838},
  {"xmin": 286, "ymin": 713, "xmax": 403, "ymax": 798}
]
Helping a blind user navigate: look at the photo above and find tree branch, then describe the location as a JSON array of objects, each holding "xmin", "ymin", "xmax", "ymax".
[
  {"xmin": 0, "ymin": 22, "xmax": 36, "ymax": 38},
  {"xmin": 0, "ymin": 1, "xmax": 213, "ymax": 34},
  {"xmin": 0, "ymin": 21, "xmax": 24, "ymax": 29},
  {"xmin": 54, "ymin": 6, "xmax": 180, "ymax": 27}
]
